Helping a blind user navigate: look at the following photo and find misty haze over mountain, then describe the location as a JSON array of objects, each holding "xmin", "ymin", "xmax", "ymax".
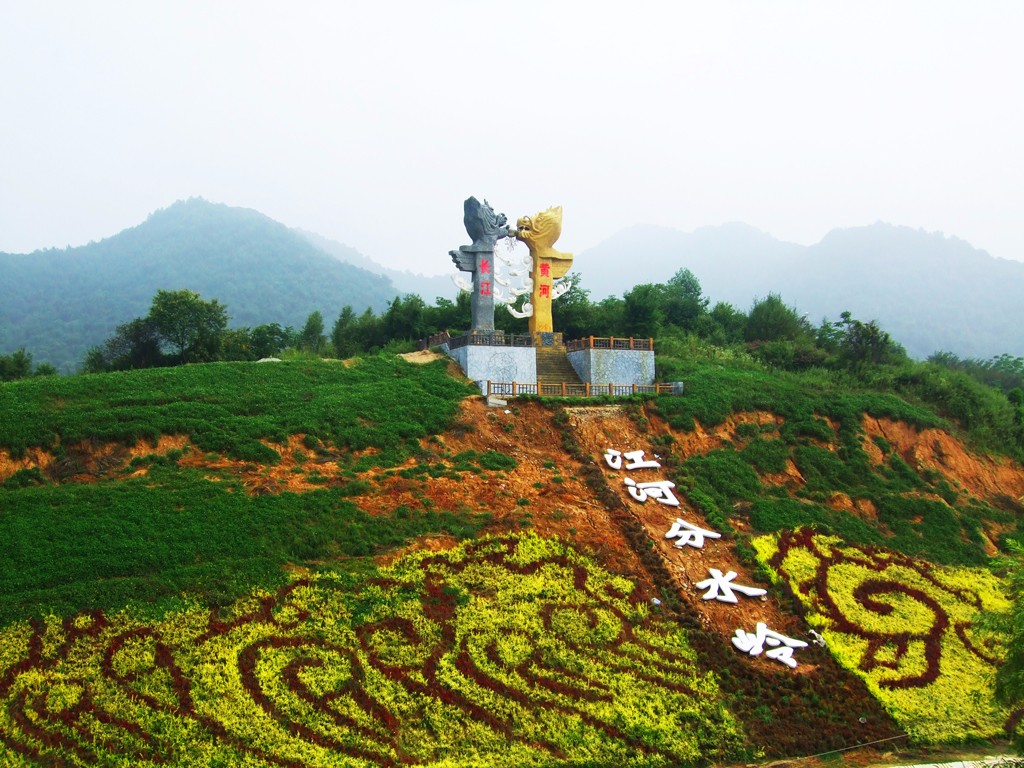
[
  {"xmin": 1, "ymin": 199, "xmax": 1020, "ymax": 371},
  {"xmin": 577, "ymin": 222, "xmax": 1023, "ymax": 360},
  {"xmin": 0, "ymin": 200, "xmax": 396, "ymax": 372}
]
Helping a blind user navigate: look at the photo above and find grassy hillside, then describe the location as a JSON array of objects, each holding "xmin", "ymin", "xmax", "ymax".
[
  {"xmin": 0, "ymin": 356, "xmax": 483, "ymax": 621},
  {"xmin": 0, "ymin": 353, "xmax": 1021, "ymax": 766}
]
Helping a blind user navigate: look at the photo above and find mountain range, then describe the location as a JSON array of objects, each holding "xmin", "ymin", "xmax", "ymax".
[
  {"xmin": 1, "ymin": 198, "xmax": 1021, "ymax": 371},
  {"xmin": 577, "ymin": 221, "xmax": 1023, "ymax": 359}
]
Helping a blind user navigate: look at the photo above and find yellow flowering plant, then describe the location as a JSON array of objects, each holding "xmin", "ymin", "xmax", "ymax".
[
  {"xmin": 0, "ymin": 533, "xmax": 744, "ymax": 767},
  {"xmin": 754, "ymin": 529, "xmax": 1010, "ymax": 743}
]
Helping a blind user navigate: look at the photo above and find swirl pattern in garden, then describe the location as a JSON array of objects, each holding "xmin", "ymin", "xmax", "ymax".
[
  {"xmin": 755, "ymin": 528, "xmax": 1011, "ymax": 742},
  {"xmin": 0, "ymin": 534, "xmax": 742, "ymax": 766}
]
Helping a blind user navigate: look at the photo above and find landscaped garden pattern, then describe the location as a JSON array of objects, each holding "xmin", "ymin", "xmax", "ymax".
[
  {"xmin": 754, "ymin": 528, "xmax": 1013, "ymax": 743},
  {"xmin": 0, "ymin": 534, "xmax": 744, "ymax": 767}
]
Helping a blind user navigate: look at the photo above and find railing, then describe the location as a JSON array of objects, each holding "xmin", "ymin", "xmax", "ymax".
[
  {"xmin": 419, "ymin": 331, "xmax": 451, "ymax": 350},
  {"xmin": 482, "ymin": 381, "xmax": 679, "ymax": 398},
  {"xmin": 564, "ymin": 336, "xmax": 654, "ymax": 352},
  {"xmin": 444, "ymin": 331, "xmax": 535, "ymax": 350}
]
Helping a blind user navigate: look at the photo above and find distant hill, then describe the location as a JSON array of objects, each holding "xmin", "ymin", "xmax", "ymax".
[
  {"xmin": 0, "ymin": 199, "xmax": 398, "ymax": 372},
  {"xmin": 5, "ymin": 200, "xmax": 1020, "ymax": 369},
  {"xmin": 299, "ymin": 230, "xmax": 459, "ymax": 303},
  {"xmin": 578, "ymin": 222, "xmax": 1024, "ymax": 360}
]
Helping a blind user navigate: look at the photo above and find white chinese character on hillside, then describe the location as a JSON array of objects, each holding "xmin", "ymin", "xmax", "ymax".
[
  {"xmin": 604, "ymin": 448, "xmax": 661, "ymax": 471},
  {"xmin": 603, "ymin": 449, "xmax": 623, "ymax": 470},
  {"xmin": 695, "ymin": 568, "xmax": 767, "ymax": 603},
  {"xmin": 732, "ymin": 622, "xmax": 808, "ymax": 668},
  {"xmin": 623, "ymin": 449, "xmax": 660, "ymax": 470},
  {"xmin": 665, "ymin": 518, "xmax": 722, "ymax": 549},
  {"xmin": 623, "ymin": 478, "xmax": 680, "ymax": 507}
]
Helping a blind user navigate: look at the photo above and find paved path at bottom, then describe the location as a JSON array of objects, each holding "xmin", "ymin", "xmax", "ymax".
[{"xmin": 890, "ymin": 757, "xmax": 1020, "ymax": 768}]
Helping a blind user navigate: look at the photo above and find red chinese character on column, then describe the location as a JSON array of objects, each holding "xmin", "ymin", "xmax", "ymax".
[
  {"xmin": 479, "ymin": 259, "xmax": 491, "ymax": 274},
  {"xmin": 539, "ymin": 284, "xmax": 550, "ymax": 298},
  {"xmin": 539, "ymin": 263, "xmax": 551, "ymax": 277},
  {"xmin": 480, "ymin": 281, "xmax": 492, "ymax": 296}
]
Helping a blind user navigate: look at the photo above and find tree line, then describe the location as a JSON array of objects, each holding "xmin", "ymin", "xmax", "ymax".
[
  {"xmin": 53, "ymin": 275, "xmax": 1018, "ymax": 452},
  {"xmin": 66, "ymin": 271, "xmax": 913, "ymax": 374},
  {"xmin": 1, "ymin": 270, "xmax": 1020, "ymax": 394}
]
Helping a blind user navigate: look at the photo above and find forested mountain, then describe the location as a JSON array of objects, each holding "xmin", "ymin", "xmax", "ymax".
[
  {"xmin": 0, "ymin": 199, "xmax": 397, "ymax": 372},
  {"xmin": 5, "ymin": 199, "xmax": 1021, "ymax": 371},
  {"xmin": 300, "ymin": 230, "xmax": 458, "ymax": 303},
  {"xmin": 578, "ymin": 222, "xmax": 1024, "ymax": 359}
]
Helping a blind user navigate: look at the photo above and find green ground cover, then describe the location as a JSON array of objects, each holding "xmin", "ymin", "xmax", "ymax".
[
  {"xmin": 0, "ymin": 465, "xmax": 487, "ymax": 627},
  {"xmin": 0, "ymin": 356, "xmax": 486, "ymax": 627},
  {"xmin": 0, "ymin": 355, "xmax": 474, "ymax": 463}
]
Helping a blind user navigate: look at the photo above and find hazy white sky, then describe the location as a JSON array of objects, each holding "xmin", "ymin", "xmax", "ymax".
[{"xmin": 2, "ymin": 1, "xmax": 1022, "ymax": 273}]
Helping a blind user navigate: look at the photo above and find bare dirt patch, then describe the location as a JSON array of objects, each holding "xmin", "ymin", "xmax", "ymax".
[
  {"xmin": 864, "ymin": 416, "xmax": 1024, "ymax": 503},
  {"xmin": 659, "ymin": 410, "xmax": 785, "ymax": 458},
  {"xmin": 761, "ymin": 458, "xmax": 806, "ymax": 490},
  {"xmin": 0, "ymin": 446, "xmax": 55, "ymax": 484},
  {"xmin": 0, "ymin": 434, "xmax": 190, "ymax": 484},
  {"xmin": 399, "ymin": 350, "xmax": 444, "ymax": 365},
  {"xmin": 407, "ymin": 399, "xmax": 645, "ymax": 577}
]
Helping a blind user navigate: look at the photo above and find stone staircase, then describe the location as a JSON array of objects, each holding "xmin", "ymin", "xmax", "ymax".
[{"xmin": 535, "ymin": 346, "xmax": 582, "ymax": 385}]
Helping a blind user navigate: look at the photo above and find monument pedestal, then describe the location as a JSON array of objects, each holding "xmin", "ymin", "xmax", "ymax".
[{"xmin": 532, "ymin": 331, "xmax": 563, "ymax": 348}]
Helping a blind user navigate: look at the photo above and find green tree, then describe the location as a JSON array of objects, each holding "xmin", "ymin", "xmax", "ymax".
[
  {"xmin": 985, "ymin": 542, "xmax": 1024, "ymax": 751},
  {"xmin": 598, "ymin": 296, "xmax": 627, "ymax": 337},
  {"xmin": 422, "ymin": 293, "xmax": 470, "ymax": 336},
  {"xmin": 299, "ymin": 311, "xmax": 326, "ymax": 353},
  {"xmin": 350, "ymin": 307, "xmax": 385, "ymax": 352},
  {"xmin": 700, "ymin": 301, "xmax": 747, "ymax": 346},
  {"xmin": 219, "ymin": 328, "xmax": 255, "ymax": 361},
  {"xmin": 331, "ymin": 306, "xmax": 360, "ymax": 358},
  {"xmin": 382, "ymin": 295, "xmax": 428, "ymax": 342},
  {"xmin": 663, "ymin": 268, "xmax": 709, "ymax": 331},
  {"xmin": 745, "ymin": 294, "xmax": 808, "ymax": 343},
  {"xmin": 623, "ymin": 283, "xmax": 665, "ymax": 339},
  {"xmin": 1010, "ymin": 388, "xmax": 1024, "ymax": 422},
  {"xmin": 87, "ymin": 317, "xmax": 164, "ymax": 372},
  {"xmin": 0, "ymin": 349, "xmax": 34, "ymax": 381},
  {"xmin": 835, "ymin": 311, "xmax": 906, "ymax": 368},
  {"xmin": 250, "ymin": 323, "xmax": 291, "ymax": 359},
  {"xmin": 551, "ymin": 272, "xmax": 595, "ymax": 340},
  {"xmin": 32, "ymin": 362, "xmax": 58, "ymax": 377},
  {"xmin": 149, "ymin": 289, "xmax": 228, "ymax": 364}
]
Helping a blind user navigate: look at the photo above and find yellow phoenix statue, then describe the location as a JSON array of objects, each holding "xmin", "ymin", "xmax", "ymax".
[{"xmin": 514, "ymin": 206, "xmax": 574, "ymax": 335}]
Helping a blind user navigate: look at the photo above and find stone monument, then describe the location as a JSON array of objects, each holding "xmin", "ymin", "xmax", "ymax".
[
  {"xmin": 514, "ymin": 206, "xmax": 574, "ymax": 338},
  {"xmin": 449, "ymin": 197, "xmax": 512, "ymax": 332},
  {"xmin": 440, "ymin": 198, "xmax": 657, "ymax": 395}
]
